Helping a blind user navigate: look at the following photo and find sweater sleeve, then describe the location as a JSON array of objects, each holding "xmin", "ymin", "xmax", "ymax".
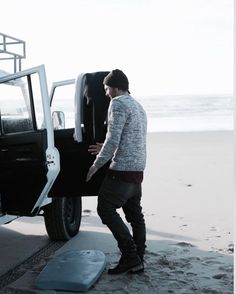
[{"xmin": 93, "ymin": 99, "xmax": 127, "ymax": 169}]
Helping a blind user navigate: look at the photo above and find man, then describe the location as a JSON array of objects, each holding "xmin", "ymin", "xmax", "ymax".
[{"xmin": 86, "ymin": 69, "xmax": 147, "ymax": 275}]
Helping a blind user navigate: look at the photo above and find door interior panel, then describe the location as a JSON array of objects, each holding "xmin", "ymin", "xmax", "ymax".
[
  {"xmin": 0, "ymin": 130, "xmax": 48, "ymax": 215},
  {"xmin": 49, "ymin": 128, "xmax": 109, "ymax": 198}
]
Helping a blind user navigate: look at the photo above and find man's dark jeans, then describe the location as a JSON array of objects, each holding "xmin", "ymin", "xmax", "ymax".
[{"xmin": 97, "ymin": 175, "xmax": 146, "ymax": 257}]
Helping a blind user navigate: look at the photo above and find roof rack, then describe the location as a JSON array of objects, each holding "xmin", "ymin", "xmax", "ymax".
[{"xmin": 0, "ymin": 32, "xmax": 26, "ymax": 73}]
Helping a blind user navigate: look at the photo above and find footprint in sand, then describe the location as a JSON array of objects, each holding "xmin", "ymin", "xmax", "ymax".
[
  {"xmin": 186, "ymin": 272, "xmax": 197, "ymax": 277},
  {"xmin": 173, "ymin": 242, "xmax": 194, "ymax": 247},
  {"xmin": 210, "ymin": 226, "xmax": 217, "ymax": 231},
  {"xmin": 203, "ymin": 259, "xmax": 223, "ymax": 265},
  {"xmin": 171, "ymin": 270, "xmax": 184, "ymax": 275},
  {"xmin": 179, "ymin": 224, "xmax": 188, "ymax": 228},
  {"xmin": 227, "ymin": 243, "xmax": 234, "ymax": 253},
  {"xmin": 212, "ymin": 273, "xmax": 228, "ymax": 280},
  {"xmin": 218, "ymin": 265, "xmax": 233, "ymax": 273}
]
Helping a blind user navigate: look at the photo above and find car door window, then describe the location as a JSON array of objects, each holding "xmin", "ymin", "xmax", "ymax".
[
  {"xmin": 50, "ymin": 83, "xmax": 75, "ymax": 129},
  {"xmin": 0, "ymin": 73, "xmax": 48, "ymax": 134},
  {"xmin": 0, "ymin": 76, "xmax": 33, "ymax": 134}
]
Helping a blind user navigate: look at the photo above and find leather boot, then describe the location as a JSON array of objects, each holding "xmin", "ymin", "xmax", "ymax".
[
  {"xmin": 108, "ymin": 253, "xmax": 144, "ymax": 275},
  {"xmin": 108, "ymin": 239, "xmax": 144, "ymax": 274}
]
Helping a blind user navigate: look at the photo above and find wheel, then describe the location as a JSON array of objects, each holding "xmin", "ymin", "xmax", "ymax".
[{"xmin": 43, "ymin": 197, "xmax": 82, "ymax": 241}]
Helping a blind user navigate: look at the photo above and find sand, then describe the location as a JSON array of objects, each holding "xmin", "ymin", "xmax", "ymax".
[
  {"xmin": 4, "ymin": 131, "xmax": 234, "ymax": 293},
  {"xmin": 79, "ymin": 131, "xmax": 234, "ymax": 293}
]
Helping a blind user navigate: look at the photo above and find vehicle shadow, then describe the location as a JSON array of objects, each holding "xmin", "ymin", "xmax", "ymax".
[
  {"xmin": 0, "ymin": 223, "xmax": 49, "ymax": 276},
  {"xmin": 1, "ymin": 214, "xmax": 233, "ymax": 293}
]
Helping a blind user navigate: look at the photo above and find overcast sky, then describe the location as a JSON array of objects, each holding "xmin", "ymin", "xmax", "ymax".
[{"xmin": 1, "ymin": 0, "xmax": 233, "ymax": 96}]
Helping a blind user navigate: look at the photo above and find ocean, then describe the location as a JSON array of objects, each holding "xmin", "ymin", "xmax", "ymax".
[
  {"xmin": 50, "ymin": 92, "xmax": 233, "ymax": 133},
  {"xmin": 136, "ymin": 95, "xmax": 234, "ymax": 132}
]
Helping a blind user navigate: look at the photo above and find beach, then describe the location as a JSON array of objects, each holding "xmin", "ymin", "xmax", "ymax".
[
  {"xmin": 143, "ymin": 131, "xmax": 234, "ymax": 253},
  {"xmin": 4, "ymin": 131, "xmax": 234, "ymax": 293},
  {"xmin": 77, "ymin": 131, "xmax": 233, "ymax": 293}
]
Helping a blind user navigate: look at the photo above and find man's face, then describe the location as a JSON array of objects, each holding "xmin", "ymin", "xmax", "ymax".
[{"xmin": 104, "ymin": 85, "xmax": 118, "ymax": 99}]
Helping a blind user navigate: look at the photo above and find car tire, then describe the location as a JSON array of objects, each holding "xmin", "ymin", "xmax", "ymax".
[{"xmin": 43, "ymin": 197, "xmax": 82, "ymax": 241}]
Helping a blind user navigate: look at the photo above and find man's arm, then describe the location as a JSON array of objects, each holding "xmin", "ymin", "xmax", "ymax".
[
  {"xmin": 93, "ymin": 100, "xmax": 126, "ymax": 169},
  {"xmin": 86, "ymin": 100, "xmax": 126, "ymax": 181}
]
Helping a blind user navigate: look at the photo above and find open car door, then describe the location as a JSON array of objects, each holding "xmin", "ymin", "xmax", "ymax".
[
  {"xmin": 48, "ymin": 72, "xmax": 110, "ymax": 198},
  {"xmin": 41, "ymin": 72, "xmax": 110, "ymax": 241},
  {"xmin": 0, "ymin": 65, "xmax": 60, "ymax": 216}
]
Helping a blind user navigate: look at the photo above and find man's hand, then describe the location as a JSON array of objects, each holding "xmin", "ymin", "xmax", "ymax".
[
  {"xmin": 86, "ymin": 165, "xmax": 98, "ymax": 182},
  {"xmin": 88, "ymin": 142, "xmax": 103, "ymax": 155}
]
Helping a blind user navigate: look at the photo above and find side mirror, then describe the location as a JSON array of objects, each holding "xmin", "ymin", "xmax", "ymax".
[{"xmin": 52, "ymin": 111, "xmax": 65, "ymax": 130}]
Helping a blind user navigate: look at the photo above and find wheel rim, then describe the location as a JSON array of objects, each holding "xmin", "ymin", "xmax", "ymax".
[{"xmin": 65, "ymin": 197, "xmax": 77, "ymax": 225}]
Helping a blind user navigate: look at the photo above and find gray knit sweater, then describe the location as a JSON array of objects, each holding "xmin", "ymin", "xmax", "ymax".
[{"xmin": 93, "ymin": 94, "xmax": 147, "ymax": 171}]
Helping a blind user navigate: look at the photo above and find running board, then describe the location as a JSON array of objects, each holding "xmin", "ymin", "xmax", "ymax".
[{"xmin": 0, "ymin": 215, "xmax": 18, "ymax": 225}]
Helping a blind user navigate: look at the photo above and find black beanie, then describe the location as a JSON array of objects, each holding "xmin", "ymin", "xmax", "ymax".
[{"xmin": 103, "ymin": 69, "xmax": 130, "ymax": 93}]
